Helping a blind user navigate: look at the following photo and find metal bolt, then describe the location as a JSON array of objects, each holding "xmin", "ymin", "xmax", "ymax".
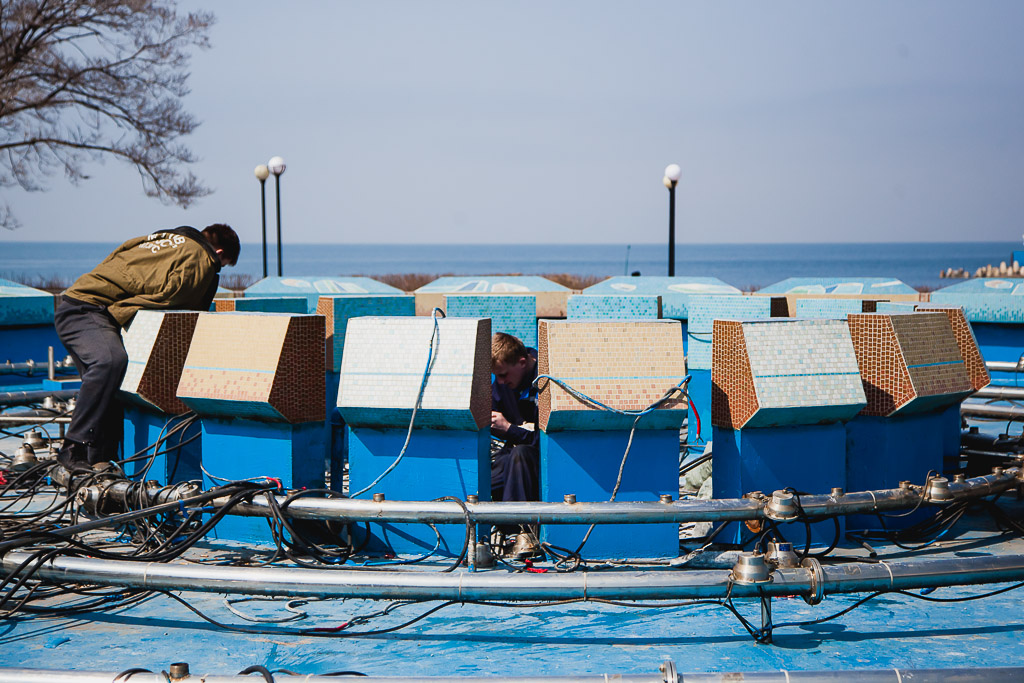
[
  {"xmin": 831, "ymin": 487, "xmax": 844, "ymax": 497},
  {"xmin": 954, "ymin": 474, "xmax": 966, "ymax": 483},
  {"xmin": 466, "ymin": 494, "xmax": 479, "ymax": 504},
  {"xmin": 564, "ymin": 493, "xmax": 576, "ymax": 504},
  {"xmin": 900, "ymin": 480, "xmax": 912, "ymax": 489},
  {"xmin": 993, "ymin": 467, "xmax": 1004, "ymax": 476},
  {"xmin": 168, "ymin": 662, "xmax": 190, "ymax": 680},
  {"xmin": 372, "ymin": 492, "xmax": 385, "ymax": 502},
  {"xmin": 659, "ymin": 494, "xmax": 673, "ymax": 503}
]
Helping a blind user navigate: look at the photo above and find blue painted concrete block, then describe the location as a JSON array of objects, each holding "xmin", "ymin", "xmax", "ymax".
[
  {"xmin": 688, "ymin": 368, "xmax": 712, "ymax": 445},
  {"xmin": 540, "ymin": 430, "xmax": 679, "ymax": 559},
  {"xmin": 0, "ymin": 325, "xmax": 69, "ymax": 387},
  {"xmin": 347, "ymin": 426, "xmax": 490, "ymax": 556},
  {"xmin": 712, "ymin": 423, "xmax": 847, "ymax": 546},
  {"xmin": 122, "ymin": 404, "xmax": 202, "ymax": 484},
  {"xmin": 969, "ymin": 323, "xmax": 1024, "ymax": 386},
  {"xmin": 199, "ymin": 418, "xmax": 326, "ymax": 543},
  {"xmin": 326, "ymin": 371, "xmax": 345, "ymax": 491}
]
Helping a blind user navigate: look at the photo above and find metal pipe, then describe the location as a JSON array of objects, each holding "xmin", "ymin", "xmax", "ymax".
[
  {"xmin": 0, "ymin": 668, "xmax": 1021, "ymax": 683},
  {"xmin": 6, "ymin": 550, "xmax": 1024, "ymax": 601},
  {"xmin": 0, "ymin": 389, "xmax": 77, "ymax": 407},
  {"xmin": 206, "ymin": 467, "xmax": 1020, "ymax": 525},
  {"xmin": 0, "ymin": 415, "xmax": 71, "ymax": 425},
  {"xmin": 47, "ymin": 346, "xmax": 54, "ymax": 381},
  {"xmin": 0, "ymin": 360, "xmax": 75, "ymax": 376},
  {"xmin": 961, "ymin": 402, "xmax": 1024, "ymax": 419},
  {"xmin": 973, "ymin": 385, "xmax": 1024, "ymax": 401},
  {"xmin": 986, "ymin": 360, "xmax": 1024, "ymax": 373}
]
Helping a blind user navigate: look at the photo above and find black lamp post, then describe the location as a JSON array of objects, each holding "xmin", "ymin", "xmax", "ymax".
[
  {"xmin": 268, "ymin": 156, "xmax": 286, "ymax": 276},
  {"xmin": 254, "ymin": 164, "xmax": 270, "ymax": 278},
  {"xmin": 663, "ymin": 163, "xmax": 681, "ymax": 276}
]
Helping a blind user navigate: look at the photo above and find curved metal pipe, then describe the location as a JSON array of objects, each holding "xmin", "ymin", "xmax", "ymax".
[
  {"xmin": 6, "ymin": 550, "xmax": 1024, "ymax": 602},
  {"xmin": 1, "ymin": 667, "xmax": 1022, "ymax": 683},
  {"xmin": 961, "ymin": 402, "xmax": 1024, "ymax": 419}
]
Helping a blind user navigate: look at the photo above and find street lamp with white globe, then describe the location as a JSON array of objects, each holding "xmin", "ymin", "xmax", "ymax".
[
  {"xmin": 254, "ymin": 164, "xmax": 270, "ymax": 278},
  {"xmin": 268, "ymin": 156, "xmax": 286, "ymax": 276},
  {"xmin": 663, "ymin": 163, "xmax": 681, "ymax": 276}
]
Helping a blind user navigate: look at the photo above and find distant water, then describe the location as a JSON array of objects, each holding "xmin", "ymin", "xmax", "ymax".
[{"xmin": 0, "ymin": 241, "xmax": 1016, "ymax": 291}]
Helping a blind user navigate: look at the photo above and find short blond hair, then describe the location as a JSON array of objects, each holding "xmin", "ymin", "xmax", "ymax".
[{"xmin": 492, "ymin": 332, "xmax": 527, "ymax": 366}]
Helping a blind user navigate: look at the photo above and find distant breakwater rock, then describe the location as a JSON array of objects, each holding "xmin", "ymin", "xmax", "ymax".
[{"xmin": 942, "ymin": 261, "xmax": 1024, "ymax": 279}]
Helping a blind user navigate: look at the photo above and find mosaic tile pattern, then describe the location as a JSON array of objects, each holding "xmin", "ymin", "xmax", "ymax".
[
  {"xmin": 317, "ymin": 295, "xmax": 416, "ymax": 373},
  {"xmin": 177, "ymin": 313, "xmax": 326, "ymax": 423},
  {"xmin": 876, "ymin": 302, "xmax": 920, "ymax": 314},
  {"xmin": 795, "ymin": 298, "xmax": 868, "ymax": 319},
  {"xmin": 583, "ymin": 276, "xmax": 741, "ymax": 319},
  {"xmin": 916, "ymin": 307, "xmax": 990, "ymax": 391},
  {"xmin": 212, "ymin": 299, "xmax": 236, "ymax": 312},
  {"xmin": 417, "ymin": 277, "xmax": 568, "ymax": 318},
  {"xmin": 537, "ymin": 320, "xmax": 688, "ymax": 431},
  {"xmin": 847, "ymin": 313, "xmax": 973, "ymax": 417},
  {"xmin": 752, "ymin": 292, "xmax": 919, "ymax": 317},
  {"xmin": 120, "ymin": 311, "xmax": 200, "ymax": 414},
  {"xmin": 337, "ymin": 317, "xmax": 491, "ymax": 430},
  {"xmin": 711, "ymin": 319, "xmax": 866, "ymax": 429},
  {"xmin": 234, "ymin": 297, "xmax": 309, "ymax": 314},
  {"xmin": 566, "ymin": 295, "xmax": 661, "ymax": 321},
  {"xmin": 444, "ymin": 294, "xmax": 537, "ymax": 349},
  {"xmin": 0, "ymin": 278, "xmax": 55, "ymax": 326},
  {"xmin": 686, "ymin": 295, "xmax": 773, "ymax": 370},
  {"xmin": 757, "ymin": 277, "xmax": 917, "ymax": 295},
  {"xmin": 929, "ymin": 279, "xmax": 1024, "ymax": 323},
  {"xmin": 245, "ymin": 276, "xmax": 402, "ymax": 313}
]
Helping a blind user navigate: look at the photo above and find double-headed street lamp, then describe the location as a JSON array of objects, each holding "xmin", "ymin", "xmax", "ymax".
[
  {"xmin": 254, "ymin": 164, "xmax": 270, "ymax": 278},
  {"xmin": 663, "ymin": 163, "xmax": 681, "ymax": 276},
  {"xmin": 268, "ymin": 156, "xmax": 286, "ymax": 276}
]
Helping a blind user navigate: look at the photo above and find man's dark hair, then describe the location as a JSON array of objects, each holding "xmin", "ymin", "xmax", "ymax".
[{"xmin": 202, "ymin": 224, "xmax": 240, "ymax": 265}]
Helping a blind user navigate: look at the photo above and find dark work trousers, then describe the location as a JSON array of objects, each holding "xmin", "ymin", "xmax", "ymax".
[
  {"xmin": 491, "ymin": 443, "xmax": 540, "ymax": 502},
  {"xmin": 54, "ymin": 296, "xmax": 129, "ymax": 465}
]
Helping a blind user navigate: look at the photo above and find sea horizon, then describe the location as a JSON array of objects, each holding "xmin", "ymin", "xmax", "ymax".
[{"xmin": 1, "ymin": 240, "xmax": 1017, "ymax": 292}]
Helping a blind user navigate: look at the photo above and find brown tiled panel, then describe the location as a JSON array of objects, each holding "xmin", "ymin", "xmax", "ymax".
[
  {"xmin": 710, "ymin": 320, "xmax": 756, "ymax": 428},
  {"xmin": 137, "ymin": 312, "xmax": 199, "ymax": 414},
  {"xmin": 537, "ymin": 320, "xmax": 687, "ymax": 431},
  {"xmin": 213, "ymin": 299, "xmax": 236, "ymax": 312},
  {"xmin": 848, "ymin": 312, "xmax": 972, "ymax": 416},
  {"xmin": 925, "ymin": 307, "xmax": 990, "ymax": 391}
]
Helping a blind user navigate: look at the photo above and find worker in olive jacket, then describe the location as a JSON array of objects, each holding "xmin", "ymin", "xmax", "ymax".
[{"xmin": 55, "ymin": 224, "xmax": 240, "ymax": 470}]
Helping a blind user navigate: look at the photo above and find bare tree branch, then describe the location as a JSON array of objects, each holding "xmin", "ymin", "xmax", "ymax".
[{"xmin": 0, "ymin": 0, "xmax": 214, "ymax": 229}]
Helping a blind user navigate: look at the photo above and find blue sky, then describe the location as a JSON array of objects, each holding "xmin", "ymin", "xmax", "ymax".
[{"xmin": 6, "ymin": 1, "xmax": 1024, "ymax": 244}]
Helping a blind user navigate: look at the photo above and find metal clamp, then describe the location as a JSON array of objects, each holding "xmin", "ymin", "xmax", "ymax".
[{"xmin": 659, "ymin": 659, "xmax": 678, "ymax": 683}]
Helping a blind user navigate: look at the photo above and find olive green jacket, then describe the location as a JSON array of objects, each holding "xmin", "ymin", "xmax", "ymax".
[{"xmin": 64, "ymin": 227, "xmax": 221, "ymax": 328}]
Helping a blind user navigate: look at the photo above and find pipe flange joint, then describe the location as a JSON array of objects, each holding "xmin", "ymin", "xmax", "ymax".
[
  {"xmin": 801, "ymin": 557, "xmax": 825, "ymax": 606},
  {"xmin": 765, "ymin": 489, "xmax": 799, "ymax": 521},
  {"xmin": 659, "ymin": 659, "xmax": 678, "ymax": 683}
]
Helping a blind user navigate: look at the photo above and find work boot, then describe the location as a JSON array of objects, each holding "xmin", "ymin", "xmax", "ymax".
[{"xmin": 56, "ymin": 440, "xmax": 90, "ymax": 472}]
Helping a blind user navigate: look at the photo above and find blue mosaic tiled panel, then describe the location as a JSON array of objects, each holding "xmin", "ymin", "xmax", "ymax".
[
  {"xmin": 794, "ymin": 298, "xmax": 864, "ymax": 319},
  {"xmin": 234, "ymin": 297, "xmax": 308, "ymax": 314},
  {"xmin": 245, "ymin": 276, "xmax": 402, "ymax": 312},
  {"xmin": 317, "ymin": 295, "xmax": 416, "ymax": 373},
  {"xmin": 876, "ymin": 302, "xmax": 920, "ymax": 314},
  {"xmin": 583, "ymin": 276, "xmax": 741, "ymax": 319},
  {"xmin": 444, "ymin": 294, "xmax": 537, "ymax": 349},
  {"xmin": 741, "ymin": 319, "xmax": 866, "ymax": 427},
  {"xmin": 686, "ymin": 295, "xmax": 772, "ymax": 370},
  {"xmin": 337, "ymin": 317, "xmax": 491, "ymax": 431},
  {"xmin": 0, "ymin": 278, "xmax": 55, "ymax": 326},
  {"xmin": 566, "ymin": 295, "xmax": 661, "ymax": 321},
  {"xmin": 757, "ymin": 277, "xmax": 916, "ymax": 295},
  {"xmin": 929, "ymin": 279, "xmax": 1024, "ymax": 323},
  {"xmin": 417, "ymin": 276, "xmax": 569, "ymax": 294}
]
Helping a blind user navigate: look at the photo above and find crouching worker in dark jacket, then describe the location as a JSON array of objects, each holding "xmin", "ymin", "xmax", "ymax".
[
  {"xmin": 490, "ymin": 332, "xmax": 540, "ymax": 502},
  {"xmin": 55, "ymin": 224, "xmax": 240, "ymax": 471}
]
